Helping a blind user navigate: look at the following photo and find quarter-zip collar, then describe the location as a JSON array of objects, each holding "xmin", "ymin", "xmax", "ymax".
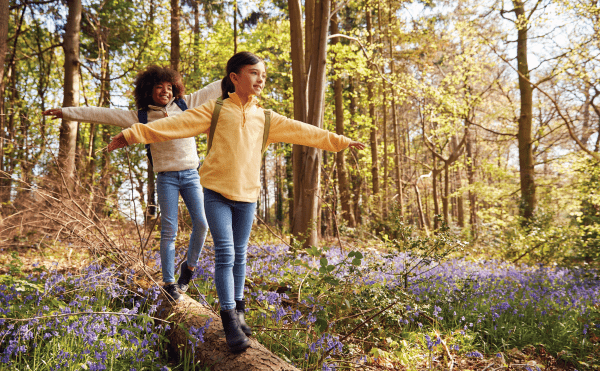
[
  {"xmin": 229, "ymin": 92, "xmax": 259, "ymax": 108},
  {"xmin": 229, "ymin": 93, "xmax": 260, "ymax": 128}
]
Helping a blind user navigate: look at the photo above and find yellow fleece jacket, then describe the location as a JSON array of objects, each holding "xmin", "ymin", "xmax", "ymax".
[{"xmin": 122, "ymin": 92, "xmax": 352, "ymax": 202}]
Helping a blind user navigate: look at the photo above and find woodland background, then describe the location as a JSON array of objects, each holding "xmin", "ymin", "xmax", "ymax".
[
  {"xmin": 0, "ymin": 0, "xmax": 599, "ymax": 369},
  {"xmin": 1, "ymin": 0, "xmax": 599, "ymax": 259}
]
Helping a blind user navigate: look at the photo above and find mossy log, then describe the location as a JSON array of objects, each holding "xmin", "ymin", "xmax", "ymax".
[{"xmin": 156, "ymin": 293, "xmax": 300, "ymax": 371}]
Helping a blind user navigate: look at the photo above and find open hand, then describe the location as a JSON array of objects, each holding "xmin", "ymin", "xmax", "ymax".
[
  {"xmin": 42, "ymin": 108, "xmax": 63, "ymax": 119},
  {"xmin": 107, "ymin": 132, "xmax": 129, "ymax": 152},
  {"xmin": 348, "ymin": 141, "xmax": 366, "ymax": 150}
]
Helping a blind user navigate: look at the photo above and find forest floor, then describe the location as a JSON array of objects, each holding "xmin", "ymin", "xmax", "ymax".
[{"xmin": 0, "ymin": 226, "xmax": 585, "ymax": 371}]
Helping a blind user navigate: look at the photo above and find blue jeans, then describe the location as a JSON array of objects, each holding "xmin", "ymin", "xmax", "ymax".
[
  {"xmin": 203, "ymin": 188, "xmax": 256, "ymax": 311},
  {"xmin": 156, "ymin": 169, "xmax": 208, "ymax": 284}
]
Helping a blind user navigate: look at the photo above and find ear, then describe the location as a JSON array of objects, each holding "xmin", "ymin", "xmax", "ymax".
[{"xmin": 229, "ymin": 71, "xmax": 238, "ymax": 85}]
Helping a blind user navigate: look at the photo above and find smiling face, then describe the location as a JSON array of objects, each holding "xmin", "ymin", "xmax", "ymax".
[
  {"xmin": 152, "ymin": 81, "xmax": 173, "ymax": 106},
  {"xmin": 231, "ymin": 62, "xmax": 266, "ymax": 100}
]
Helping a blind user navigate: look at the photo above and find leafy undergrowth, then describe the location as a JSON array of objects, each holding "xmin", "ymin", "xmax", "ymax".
[
  {"xmin": 1, "ymin": 229, "xmax": 598, "ymax": 370},
  {"xmin": 0, "ymin": 257, "xmax": 208, "ymax": 371},
  {"xmin": 185, "ymin": 242, "xmax": 597, "ymax": 370}
]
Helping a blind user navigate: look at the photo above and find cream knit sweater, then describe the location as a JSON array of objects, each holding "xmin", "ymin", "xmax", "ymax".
[{"xmin": 62, "ymin": 80, "xmax": 221, "ymax": 173}]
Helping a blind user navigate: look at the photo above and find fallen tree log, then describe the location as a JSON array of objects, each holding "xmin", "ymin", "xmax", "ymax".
[{"xmin": 156, "ymin": 293, "xmax": 301, "ymax": 371}]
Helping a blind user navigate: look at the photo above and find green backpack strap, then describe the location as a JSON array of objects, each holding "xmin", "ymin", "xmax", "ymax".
[
  {"xmin": 207, "ymin": 97, "xmax": 223, "ymax": 156},
  {"xmin": 262, "ymin": 109, "xmax": 271, "ymax": 155}
]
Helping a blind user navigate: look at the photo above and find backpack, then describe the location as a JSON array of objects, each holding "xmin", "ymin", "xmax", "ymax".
[
  {"xmin": 206, "ymin": 97, "xmax": 271, "ymax": 156},
  {"xmin": 137, "ymin": 98, "xmax": 188, "ymax": 167}
]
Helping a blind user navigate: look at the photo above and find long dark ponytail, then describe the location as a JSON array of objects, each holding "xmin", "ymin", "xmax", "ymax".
[{"xmin": 221, "ymin": 51, "xmax": 263, "ymax": 100}]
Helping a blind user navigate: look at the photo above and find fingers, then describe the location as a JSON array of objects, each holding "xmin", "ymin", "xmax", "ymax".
[
  {"xmin": 42, "ymin": 108, "xmax": 63, "ymax": 119},
  {"xmin": 107, "ymin": 132, "xmax": 128, "ymax": 152},
  {"xmin": 349, "ymin": 141, "xmax": 366, "ymax": 150}
]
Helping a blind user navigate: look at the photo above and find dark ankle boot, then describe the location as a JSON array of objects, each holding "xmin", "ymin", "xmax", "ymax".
[
  {"xmin": 235, "ymin": 300, "xmax": 252, "ymax": 336},
  {"xmin": 220, "ymin": 309, "xmax": 250, "ymax": 352},
  {"xmin": 163, "ymin": 284, "xmax": 181, "ymax": 302},
  {"xmin": 177, "ymin": 261, "xmax": 194, "ymax": 292}
]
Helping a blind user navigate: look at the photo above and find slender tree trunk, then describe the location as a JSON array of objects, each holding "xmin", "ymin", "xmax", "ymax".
[
  {"xmin": 366, "ymin": 7, "xmax": 380, "ymax": 211},
  {"xmin": 193, "ymin": 0, "xmax": 200, "ymax": 73},
  {"xmin": 0, "ymin": 0, "xmax": 9, "ymax": 204},
  {"xmin": 349, "ymin": 77, "xmax": 361, "ymax": 225},
  {"xmin": 91, "ymin": 34, "xmax": 112, "ymax": 214},
  {"xmin": 233, "ymin": 0, "xmax": 238, "ymax": 54},
  {"xmin": 170, "ymin": 0, "xmax": 180, "ymax": 72},
  {"xmin": 331, "ymin": 6, "xmax": 355, "ymax": 227},
  {"xmin": 513, "ymin": 0, "xmax": 536, "ymax": 222},
  {"xmin": 378, "ymin": 3, "xmax": 388, "ymax": 217},
  {"xmin": 466, "ymin": 129, "xmax": 477, "ymax": 239},
  {"xmin": 443, "ymin": 160, "xmax": 449, "ymax": 224},
  {"xmin": 432, "ymin": 163, "xmax": 441, "ymax": 229},
  {"xmin": 414, "ymin": 183, "xmax": 428, "ymax": 235},
  {"xmin": 58, "ymin": 0, "xmax": 82, "ymax": 191},
  {"xmin": 276, "ymin": 144, "xmax": 284, "ymax": 228},
  {"xmin": 456, "ymin": 166, "xmax": 465, "ymax": 228}
]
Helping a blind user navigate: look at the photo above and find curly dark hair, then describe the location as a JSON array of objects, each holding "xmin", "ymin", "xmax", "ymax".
[{"xmin": 133, "ymin": 65, "xmax": 185, "ymax": 110}]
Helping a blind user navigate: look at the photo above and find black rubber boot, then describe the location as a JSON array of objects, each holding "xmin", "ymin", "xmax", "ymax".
[
  {"xmin": 235, "ymin": 300, "xmax": 252, "ymax": 336},
  {"xmin": 220, "ymin": 309, "xmax": 250, "ymax": 353},
  {"xmin": 163, "ymin": 283, "xmax": 181, "ymax": 302},
  {"xmin": 177, "ymin": 261, "xmax": 194, "ymax": 292}
]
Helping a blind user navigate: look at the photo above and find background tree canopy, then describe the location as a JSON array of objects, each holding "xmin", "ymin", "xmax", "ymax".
[{"xmin": 0, "ymin": 0, "xmax": 598, "ymax": 259}]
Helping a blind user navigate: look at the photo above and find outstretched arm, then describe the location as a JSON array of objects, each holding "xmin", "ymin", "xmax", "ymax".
[
  {"xmin": 268, "ymin": 111, "xmax": 366, "ymax": 152},
  {"xmin": 185, "ymin": 80, "xmax": 222, "ymax": 108},
  {"xmin": 42, "ymin": 106, "xmax": 139, "ymax": 128}
]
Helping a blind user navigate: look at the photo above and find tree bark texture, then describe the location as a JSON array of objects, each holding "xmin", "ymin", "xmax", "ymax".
[
  {"xmin": 331, "ymin": 7, "xmax": 355, "ymax": 228},
  {"xmin": 0, "ymin": 0, "xmax": 9, "ymax": 203},
  {"xmin": 156, "ymin": 295, "xmax": 300, "ymax": 371},
  {"xmin": 513, "ymin": 0, "xmax": 536, "ymax": 222},
  {"xmin": 58, "ymin": 0, "xmax": 81, "ymax": 189},
  {"xmin": 290, "ymin": 0, "xmax": 330, "ymax": 248},
  {"xmin": 170, "ymin": 0, "xmax": 180, "ymax": 72},
  {"xmin": 466, "ymin": 129, "xmax": 477, "ymax": 238},
  {"xmin": 366, "ymin": 7, "xmax": 380, "ymax": 208}
]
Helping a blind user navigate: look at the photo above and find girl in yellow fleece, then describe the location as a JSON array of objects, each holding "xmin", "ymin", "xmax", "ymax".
[{"xmin": 108, "ymin": 51, "xmax": 365, "ymax": 352}]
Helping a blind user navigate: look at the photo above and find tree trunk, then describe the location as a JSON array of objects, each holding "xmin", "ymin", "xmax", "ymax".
[
  {"xmin": 170, "ymin": 0, "xmax": 180, "ymax": 72},
  {"xmin": 386, "ymin": 0, "xmax": 403, "ymax": 222},
  {"xmin": 0, "ymin": 0, "xmax": 9, "ymax": 204},
  {"xmin": 193, "ymin": 0, "xmax": 200, "ymax": 73},
  {"xmin": 432, "ymin": 162, "xmax": 440, "ymax": 229},
  {"xmin": 456, "ymin": 166, "xmax": 465, "ymax": 228},
  {"xmin": 288, "ymin": 0, "xmax": 306, "ymax": 238},
  {"xmin": 289, "ymin": 0, "xmax": 330, "ymax": 249},
  {"xmin": 513, "ymin": 0, "xmax": 536, "ymax": 222},
  {"xmin": 331, "ymin": 6, "xmax": 355, "ymax": 228},
  {"xmin": 414, "ymin": 182, "xmax": 429, "ymax": 236},
  {"xmin": 58, "ymin": 0, "xmax": 82, "ymax": 191},
  {"xmin": 349, "ymin": 77, "xmax": 361, "ymax": 225},
  {"xmin": 156, "ymin": 295, "xmax": 300, "ymax": 371},
  {"xmin": 443, "ymin": 160, "xmax": 449, "ymax": 224},
  {"xmin": 466, "ymin": 129, "xmax": 477, "ymax": 239},
  {"xmin": 366, "ymin": 7, "xmax": 380, "ymax": 211},
  {"xmin": 233, "ymin": 0, "xmax": 238, "ymax": 54}
]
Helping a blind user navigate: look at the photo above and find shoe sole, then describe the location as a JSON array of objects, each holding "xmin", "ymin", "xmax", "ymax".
[{"xmin": 228, "ymin": 339, "xmax": 250, "ymax": 353}]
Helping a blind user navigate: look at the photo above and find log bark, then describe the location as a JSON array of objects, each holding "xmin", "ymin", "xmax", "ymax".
[{"xmin": 156, "ymin": 294, "xmax": 300, "ymax": 371}]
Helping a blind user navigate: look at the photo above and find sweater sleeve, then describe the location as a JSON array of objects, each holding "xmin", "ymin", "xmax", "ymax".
[
  {"xmin": 123, "ymin": 100, "xmax": 215, "ymax": 145},
  {"xmin": 184, "ymin": 80, "xmax": 222, "ymax": 108},
  {"xmin": 267, "ymin": 111, "xmax": 351, "ymax": 152},
  {"xmin": 62, "ymin": 106, "xmax": 139, "ymax": 128}
]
